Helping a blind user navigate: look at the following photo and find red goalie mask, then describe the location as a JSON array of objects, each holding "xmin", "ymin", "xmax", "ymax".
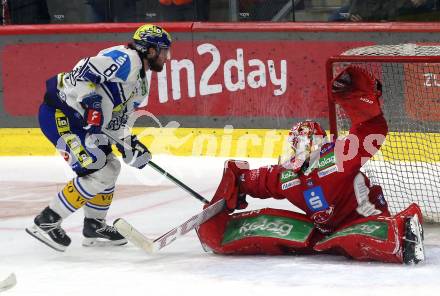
[{"xmin": 287, "ymin": 120, "xmax": 327, "ymax": 172}]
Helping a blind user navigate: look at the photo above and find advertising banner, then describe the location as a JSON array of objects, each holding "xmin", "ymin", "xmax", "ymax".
[{"xmin": 2, "ymin": 39, "xmax": 367, "ymax": 120}]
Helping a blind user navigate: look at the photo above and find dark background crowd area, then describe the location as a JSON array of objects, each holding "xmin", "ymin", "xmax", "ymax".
[{"xmin": 1, "ymin": 0, "xmax": 439, "ymax": 25}]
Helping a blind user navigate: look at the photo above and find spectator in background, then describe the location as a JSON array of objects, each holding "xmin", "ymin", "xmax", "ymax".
[
  {"xmin": 328, "ymin": 1, "xmax": 351, "ymax": 21},
  {"xmin": 1, "ymin": 0, "xmax": 10, "ymax": 24},
  {"xmin": 6, "ymin": 0, "xmax": 50, "ymax": 24},
  {"xmin": 159, "ymin": 0, "xmax": 210, "ymax": 21},
  {"xmin": 345, "ymin": 0, "xmax": 395, "ymax": 21},
  {"xmin": 86, "ymin": 0, "xmax": 139, "ymax": 22},
  {"xmin": 330, "ymin": 0, "xmax": 437, "ymax": 22},
  {"xmin": 396, "ymin": 0, "xmax": 439, "ymax": 21},
  {"xmin": 239, "ymin": 0, "xmax": 293, "ymax": 21}
]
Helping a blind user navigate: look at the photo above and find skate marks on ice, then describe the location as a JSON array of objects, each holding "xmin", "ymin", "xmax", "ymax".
[{"xmin": 0, "ymin": 181, "xmax": 174, "ymax": 219}]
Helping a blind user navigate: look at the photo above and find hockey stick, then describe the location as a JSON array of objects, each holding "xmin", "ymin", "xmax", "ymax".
[
  {"xmin": 102, "ymin": 129, "xmax": 209, "ymax": 204},
  {"xmin": 114, "ymin": 199, "xmax": 225, "ymax": 253},
  {"xmin": 0, "ymin": 273, "xmax": 16, "ymax": 292}
]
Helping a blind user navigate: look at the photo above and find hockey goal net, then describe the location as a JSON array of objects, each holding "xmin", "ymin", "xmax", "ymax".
[{"xmin": 327, "ymin": 44, "xmax": 440, "ymax": 223}]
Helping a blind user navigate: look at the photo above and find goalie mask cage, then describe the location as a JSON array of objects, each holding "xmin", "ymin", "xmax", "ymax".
[{"xmin": 327, "ymin": 44, "xmax": 440, "ymax": 223}]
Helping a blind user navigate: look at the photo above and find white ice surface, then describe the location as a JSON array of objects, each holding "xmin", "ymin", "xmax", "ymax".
[{"xmin": 0, "ymin": 156, "xmax": 439, "ymax": 296}]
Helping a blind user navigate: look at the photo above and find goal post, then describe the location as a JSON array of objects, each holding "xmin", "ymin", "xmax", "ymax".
[{"xmin": 326, "ymin": 44, "xmax": 440, "ymax": 223}]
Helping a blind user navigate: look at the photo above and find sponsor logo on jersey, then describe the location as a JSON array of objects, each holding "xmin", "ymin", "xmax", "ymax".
[
  {"xmin": 107, "ymin": 113, "xmax": 128, "ymax": 131},
  {"xmin": 62, "ymin": 134, "xmax": 93, "ymax": 168},
  {"xmin": 141, "ymin": 79, "xmax": 148, "ymax": 96},
  {"xmin": 78, "ymin": 150, "xmax": 92, "ymax": 167},
  {"xmin": 56, "ymin": 116, "xmax": 68, "ymax": 129},
  {"xmin": 58, "ymin": 90, "xmax": 67, "ymax": 102},
  {"xmin": 360, "ymin": 96, "xmax": 374, "ymax": 104},
  {"xmin": 55, "ymin": 110, "xmax": 70, "ymax": 135},
  {"xmin": 318, "ymin": 152, "xmax": 336, "ymax": 170},
  {"xmin": 66, "ymin": 136, "xmax": 80, "ymax": 150},
  {"xmin": 306, "ymin": 178, "xmax": 314, "ymax": 187},
  {"xmin": 311, "ymin": 206, "xmax": 334, "ymax": 224},
  {"xmin": 377, "ymin": 193, "xmax": 386, "ymax": 206},
  {"xmin": 88, "ymin": 110, "xmax": 102, "ymax": 125},
  {"xmin": 318, "ymin": 165, "xmax": 338, "ymax": 178},
  {"xmin": 317, "ymin": 152, "xmax": 338, "ymax": 178},
  {"xmin": 280, "ymin": 170, "xmax": 298, "ymax": 183},
  {"xmin": 320, "ymin": 142, "xmax": 335, "ymax": 155},
  {"xmin": 281, "ymin": 179, "xmax": 301, "ymax": 190},
  {"xmin": 303, "ymin": 186, "xmax": 329, "ymax": 212}
]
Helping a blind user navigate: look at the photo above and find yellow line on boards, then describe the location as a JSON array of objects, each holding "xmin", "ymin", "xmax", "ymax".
[{"xmin": 0, "ymin": 128, "xmax": 438, "ymax": 162}]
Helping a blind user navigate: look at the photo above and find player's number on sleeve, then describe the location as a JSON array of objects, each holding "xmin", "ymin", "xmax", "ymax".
[{"xmin": 104, "ymin": 64, "xmax": 118, "ymax": 77}]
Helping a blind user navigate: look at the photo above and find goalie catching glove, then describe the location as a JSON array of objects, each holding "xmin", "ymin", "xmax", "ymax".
[
  {"xmin": 116, "ymin": 135, "xmax": 151, "ymax": 169},
  {"xmin": 331, "ymin": 65, "xmax": 383, "ymax": 125}
]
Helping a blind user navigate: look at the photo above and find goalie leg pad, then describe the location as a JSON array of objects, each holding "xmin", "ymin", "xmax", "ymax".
[
  {"xmin": 197, "ymin": 209, "xmax": 230, "ymax": 253},
  {"xmin": 314, "ymin": 215, "xmax": 403, "ymax": 263},
  {"xmin": 314, "ymin": 203, "xmax": 425, "ymax": 264},
  {"xmin": 199, "ymin": 208, "xmax": 315, "ymax": 255}
]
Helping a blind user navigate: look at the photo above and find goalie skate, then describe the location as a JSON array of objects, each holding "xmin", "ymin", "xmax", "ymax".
[{"xmin": 403, "ymin": 215, "xmax": 425, "ymax": 264}]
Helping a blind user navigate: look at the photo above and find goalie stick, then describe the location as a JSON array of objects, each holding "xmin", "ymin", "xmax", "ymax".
[
  {"xmin": 114, "ymin": 199, "xmax": 225, "ymax": 253},
  {"xmin": 0, "ymin": 273, "xmax": 16, "ymax": 292}
]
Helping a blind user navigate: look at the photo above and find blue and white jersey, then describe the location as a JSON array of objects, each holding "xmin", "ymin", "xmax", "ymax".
[{"xmin": 57, "ymin": 45, "xmax": 149, "ymax": 138}]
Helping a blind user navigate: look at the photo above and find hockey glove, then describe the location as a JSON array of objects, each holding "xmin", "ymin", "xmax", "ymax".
[
  {"xmin": 331, "ymin": 66, "xmax": 383, "ymax": 125},
  {"xmin": 116, "ymin": 135, "xmax": 151, "ymax": 169},
  {"xmin": 81, "ymin": 93, "xmax": 103, "ymax": 135},
  {"xmin": 209, "ymin": 160, "xmax": 249, "ymax": 211}
]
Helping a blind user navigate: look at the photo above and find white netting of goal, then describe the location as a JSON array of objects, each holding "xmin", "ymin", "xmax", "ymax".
[
  {"xmin": 330, "ymin": 44, "xmax": 440, "ymax": 223},
  {"xmin": 342, "ymin": 43, "xmax": 440, "ymax": 57}
]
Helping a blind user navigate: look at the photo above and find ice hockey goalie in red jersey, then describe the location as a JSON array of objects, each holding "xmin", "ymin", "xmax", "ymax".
[{"xmin": 198, "ymin": 65, "xmax": 425, "ymax": 264}]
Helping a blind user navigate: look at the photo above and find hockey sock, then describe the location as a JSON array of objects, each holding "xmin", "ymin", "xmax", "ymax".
[
  {"xmin": 83, "ymin": 186, "xmax": 114, "ymax": 219},
  {"xmin": 49, "ymin": 178, "xmax": 97, "ymax": 218}
]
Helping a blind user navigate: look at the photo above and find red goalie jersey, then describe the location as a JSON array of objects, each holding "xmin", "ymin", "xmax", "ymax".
[{"xmin": 199, "ymin": 66, "xmax": 425, "ymax": 264}]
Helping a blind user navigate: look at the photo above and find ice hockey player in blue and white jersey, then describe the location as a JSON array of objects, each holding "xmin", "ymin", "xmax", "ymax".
[{"xmin": 26, "ymin": 24, "xmax": 172, "ymax": 252}]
